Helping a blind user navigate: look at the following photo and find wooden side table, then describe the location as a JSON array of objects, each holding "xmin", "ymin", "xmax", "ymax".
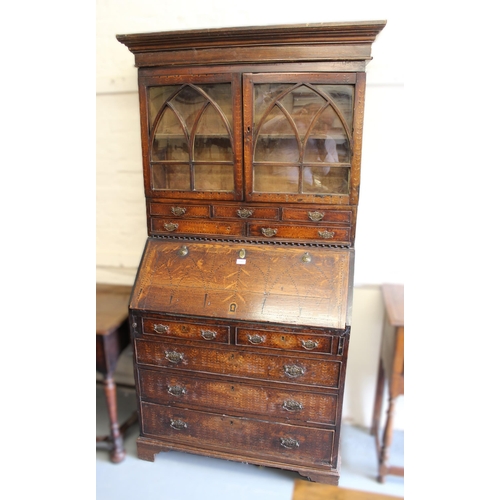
[
  {"xmin": 371, "ymin": 284, "xmax": 404, "ymax": 483},
  {"xmin": 96, "ymin": 283, "xmax": 137, "ymax": 463}
]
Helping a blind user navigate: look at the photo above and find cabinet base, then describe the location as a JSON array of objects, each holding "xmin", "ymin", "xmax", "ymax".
[{"xmin": 136, "ymin": 436, "xmax": 340, "ymax": 485}]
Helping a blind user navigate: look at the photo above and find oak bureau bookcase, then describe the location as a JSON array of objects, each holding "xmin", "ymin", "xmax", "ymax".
[{"xmin": 117, "ymin": 21, "xmax": 385, "ymax": 485}]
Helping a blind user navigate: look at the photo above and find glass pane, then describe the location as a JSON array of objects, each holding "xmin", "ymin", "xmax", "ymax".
[
  {"xmin": 253, "ymin": 165, "xmax": 299, "ymax": 193},
  {"xmin": 194, "ymin": 165, "xmax": 234, "ymax": 191},
  {"xmin": 303, "ymin": 166, "xmax": 349, "ymax": 194},
  {"xmin": 304, "ymin": 107, "xmax": 348, "ymax": 163},
  {"xmin": 152, "ymin": 107, "xmax": 189, "ymax": 161},
  {"xmin": 255, "ymin": 107, "xmax": 299, "ymax": 162},
  {"xmin": 148, "ymin": 86, "xmax": 181, "ymax": 131},
  {"xmin": 253, "ymin": 83, "xmax": 291, "ymax": 126},
  {"xmin": 194, "ymin": 103, "xmax": 233, "ymax": 161},
  {"xmin": 289, "ymin": 86, "xmax": 325, "ymax": 139},
  {"xmin": 151, "ymin": 164, "xmax": 190, "ymax": 191},
  {"xmin": 198, "ymin": 84, "xmax": 233, "ymax": 129},
  {"xmin": 318, "ymin": 85, "xmax": 354, "ymax": 131}
]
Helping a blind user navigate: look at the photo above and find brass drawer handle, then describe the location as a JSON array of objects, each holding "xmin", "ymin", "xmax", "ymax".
[
  {"xmin": 248, "ymin": 334, "xmax": 265, "ymax": 344},
  {"xmin": 301, "ymin": 339, "xmax": 319, "ymax": 350},
  {"xmin": 280, "ymin": 437, "xmax": 299, "ymax": 449},
  {"xmin": 201, "ymin": 329, "xmax": 217, "ymax": 341},
  {"xmin": 165, "ymin": 350, "xmax": 184, "ymax": 364},
  {"xmin": 167, "ymin": 385, "xmax": 187, "ymax": 397},
  {"xmin": 308, "ymin": 211, "xmax": 325, "ymax": 222},
  {"xmin": 178, "ymin": 245, "xmax": 188, "ymax": 257},
  {"xmin": 237, "ymin": 208, "xmax": 254, "ymax": 218},
  {"xmin": 261, "ymin": 227, "xmax": 277, "ymax": 237},
  {"xmin": 171, "ymin": 207, "xmax": 187, "ymax": 216},
  {"xmin": 284, "ymin": 364, "xmax": 305, "ymax": 378},
  {"xmin": 282, "ymin": 400, "xmax": 304, "ymax": 412},
  {"xmin": 164, "ymin": 222, "xmax": 179, "ymax": 232},
  {"xmin": 170, "ymin": 419, "xmax": 187, "ymax": 431},
  {"xmin": 153, "ymin": 324, "xmax": 169, "ymax": 334},
  {"xmin": 318, "ymin": 229, "xmax": 335, "ymax": 239}
]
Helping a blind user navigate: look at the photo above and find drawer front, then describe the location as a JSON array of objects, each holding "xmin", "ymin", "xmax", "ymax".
[
  {"xmin": 248, "ymin": 223, "xmax": 350, "ymax": 242},
  {"xmin": 139, "ymin": 368, "xmax": 338, "ymax": 426},
  {"xmin": 282, "ymin": 208, "xmax": 352, "ymax": 224},
  {"xmin": 142, "ymin": 318, "xmax": 229, "ymax": 344},
  {"xmin": 142, "ymin": 402, "xmax": 335, "ymax": 467},
  {"xmin": 149, "ymin": 203, "xmax": 210, "ymax": 218},
  {"xmin": 135, "ymin": 339, "xmax": 341, "ymax": 388},
  {"xmin": 151, "ymin": 218, "xmax": 245, "ymax": 236},
  {"xmin": 213, "ymin": 205, "xmax": 280, "ymax": 220},
  {"xmin": 236, "ymin": 328, "xmax": 332, "ymax": 354}
]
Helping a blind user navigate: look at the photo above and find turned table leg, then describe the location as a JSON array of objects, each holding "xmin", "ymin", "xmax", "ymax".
[{"xmin": 102, "ymin": 374, "xmax": 126, "ymax": 463}]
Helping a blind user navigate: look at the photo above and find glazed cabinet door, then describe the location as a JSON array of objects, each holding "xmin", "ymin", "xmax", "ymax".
[
  {"xmin": 243, "ymin": 73, "xmax": 365, "ymax": 205},
  {"xmin": 139, "ymin": 72, "xmax": 244, "ymax": 200}
]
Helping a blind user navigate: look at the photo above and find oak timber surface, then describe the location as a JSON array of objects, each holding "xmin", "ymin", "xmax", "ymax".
[{"xmin": 130, "ymin": 238, "xmax": 353, "ymax": 329}]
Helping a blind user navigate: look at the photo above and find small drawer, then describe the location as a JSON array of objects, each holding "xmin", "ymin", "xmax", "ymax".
[
  {"xmin": 151, "ymin": 218, "xmax": 245, "ymax": 236},
  {"xmin": 236, "ymin": 328, "xmax": 332, "ymax": 354},
  {"xmin": 142, "ymin": 318, "xmax": 229, "ymax": 344},
  {"xmin": 135, "ymin": 339, "xmax": 341, "ymax": 388},
  {"xmin": 142, "ymin": 402, "xmax": 336, "ymax": 467},
  {"xmin": 213, "ymin": 205, "xmax": 279, "ymax": 220},
  {"xmin": 248, "ymin": 223, "xmax": 351, "ymax": 242},
  {"xmin": 282, "ymin": 208, "xmax": 352, "ymax": 224},
  {"xmin": 149, "ymin": 202, "xmax": 210, "ymax": 218},
  {"xmin": 139, "ymin": 368, "xmax": 338, "ymax": 426}
]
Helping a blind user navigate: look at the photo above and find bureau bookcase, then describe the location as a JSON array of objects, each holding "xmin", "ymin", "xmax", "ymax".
[{"xmin": 117, "ymin": 21, "xmax": 385, "ymax": 485}]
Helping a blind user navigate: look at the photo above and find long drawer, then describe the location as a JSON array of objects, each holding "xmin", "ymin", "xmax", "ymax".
[
  {"xmin": 135, "ymin": 339, "xmax": 341, "ymax": 388},
  {"xmin": 139, "ymin": 368, "xmax": 338, "ymax": 426},
  {"xmin": 141, "ymin": 402, "xmax": 335, "ymax": 467}
]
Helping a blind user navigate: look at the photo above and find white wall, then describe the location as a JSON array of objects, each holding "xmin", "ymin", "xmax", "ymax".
[{"xmin": 96, "ymin": 0, "xmax": 404, "ymax": 429}]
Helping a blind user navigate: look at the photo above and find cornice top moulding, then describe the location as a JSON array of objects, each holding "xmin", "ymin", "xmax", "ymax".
[{"xmin": 116, "ymin": 21, "xmax": 387, "ymax": 61}]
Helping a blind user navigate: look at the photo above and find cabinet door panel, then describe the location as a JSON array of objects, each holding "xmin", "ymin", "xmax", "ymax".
[
  {"xmin": 141, "ymin": 73, "xmax": 243, "ymax": 200},
  {"xmin": 243, "ymin": 73, "xmax": 361, "ymax": 205}
]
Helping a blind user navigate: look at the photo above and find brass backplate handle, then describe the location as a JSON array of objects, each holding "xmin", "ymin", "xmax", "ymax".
[
  {"xmin": 237, "ymin": 208, "xmax": 254, "ymax": 218},
  {"xmin": 318, "ymin": 229, "xmax": 335, "ymax": 239},
  {"xmin": 164, "ymin": 222, "xmax": 179, "ymax": 232},
  {"xmin": 261, "ymin": 228, "xmax": 278, "ymax": 237},
  {"xmin": 282, "ymin": 400, "xmax": 304, "ymax": 412},
  {"xmin": 280, "ymin": 437, "xmax": 299, "ymax": 449},
  {"xmin": 301, "ymin": 339, "xmax": 319, "ymax": 350},
  {"xmin": 308, "ymin": 211, "xmax": 325, "ymax": 222},
  {"xmin": 171, "ymin": 207, "xmax": 187, "ymax": 216},
  {"xmin": 170, "ymin": 419, "xmax": 187, "ymax": 431},
  {"xmin": 201, "ymin": 329, "xmax": 217, "ymax": 340},
  {"xmin": 248, "ymin": 334, "xmax": 265, "ymax": 344},
  {"xmin": 284, "ymin": 364, "xmax": 305, "ymax": 378},
  {"xmin": 167, "ymin": 385, "xmax": 187, "ymax": 397},
  {"xmin": 153, "ymin": 324, "xmax": 169, "ymax": 334},
  {"xmin": 165, "ymin": 350, "xmax": 184, "ymax": 364}
]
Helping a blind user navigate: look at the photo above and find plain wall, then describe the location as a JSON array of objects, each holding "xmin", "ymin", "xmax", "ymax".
[{"xmin": 96, "ymin": 0, "xmax": 404, "ymax": 429}]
